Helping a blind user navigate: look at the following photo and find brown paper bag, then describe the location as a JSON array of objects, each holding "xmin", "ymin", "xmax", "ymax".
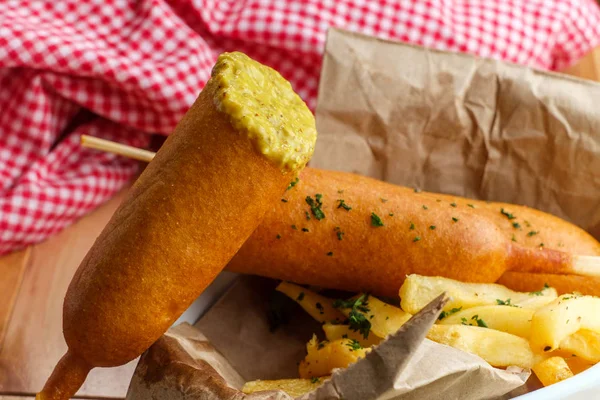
[{"xmin": 312, "ymin": 29, "xmax": 600, "ymax": 239}]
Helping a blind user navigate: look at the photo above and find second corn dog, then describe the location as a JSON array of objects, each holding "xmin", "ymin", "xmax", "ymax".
[{"xmin": 227, "ymin": 168, "xmax": 600, "ymax": 297}]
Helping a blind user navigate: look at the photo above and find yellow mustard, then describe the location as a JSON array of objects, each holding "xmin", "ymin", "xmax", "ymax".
[{"xmin": 209, "ymin": 52, "xmax": 317, "ymax": 173}]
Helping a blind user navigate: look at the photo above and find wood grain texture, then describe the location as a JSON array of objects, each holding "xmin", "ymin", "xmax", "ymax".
[
  {"xmin": 562, "ymin": 46, "xmax": 600, "ymax": 82},
  {"xmin": 0, "ymin": 248, "xmax": 30, "ymax": 352},
  {"xmin": 0, "ymin": 188, "xmax": 134, "ymax": 398}
]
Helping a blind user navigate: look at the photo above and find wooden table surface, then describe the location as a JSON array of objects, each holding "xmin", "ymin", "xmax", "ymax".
[{"xmin": 0, "ymin": 188, "xmax": 135, "ymax": 399}]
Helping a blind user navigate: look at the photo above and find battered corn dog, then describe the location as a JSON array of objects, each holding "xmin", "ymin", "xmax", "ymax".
[
  {"xmin": 37, "ymin": 52, "xmax": 316, "ymax": 400},
  {"xmin": 227, "ymin": 168, "xmax": 600, "ymax": 297}
]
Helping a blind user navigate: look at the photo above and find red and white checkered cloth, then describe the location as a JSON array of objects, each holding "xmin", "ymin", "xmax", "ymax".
[{"xmin": 1, "ymin": 0, "xmax": 600, "ymax": 255}]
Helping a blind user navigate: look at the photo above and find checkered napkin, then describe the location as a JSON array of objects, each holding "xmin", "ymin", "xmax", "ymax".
[{"xmin": 1, "ymin": 0, "xmax": 600, "ymax": 255}]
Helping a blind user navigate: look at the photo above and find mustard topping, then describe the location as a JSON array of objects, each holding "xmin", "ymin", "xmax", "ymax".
[{"xmin": 208, "ymin": 52, "xmax": 317, "ymax": 173}]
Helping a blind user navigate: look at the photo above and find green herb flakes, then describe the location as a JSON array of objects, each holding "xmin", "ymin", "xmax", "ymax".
[
  {"xmin": 501, "ymin": 208, "xmax": 516, "ymax": 220},
  {"xmin": 337, "ymin": 199, "xmax": 352, "ymax": 211},
  {"xmin": 527, "ymin": 231, "xmax": 539, "ymax": 237},
  {"xmin": 286, "ymin": 177, "xmax": 299, "ymax": 190},
  {"xmin": 334, "ymin": 226, "xmax": 345, "ymax": 240},
  {"xmin": 371, "ymin": 212, "xmax": 384, "ymax": 227},
  {"xmin": 452, "ymin": 217, "xmax": 459, "ymax": 222},
  {"xmin": 512, "ymin": 222, "xmax": 521, "ymax": 229},
  {"xmin": 438, "ymin": 306, "xmax": 462, "ymax": 320},
  {"xmin": 430, "ymin": 225, "xmax": 436, "ymax": 230},
  {"xmin": 346, "ymin": 339, "xmax": 363, "ymax": 351},
  {"xmin": 413, "ymin": 236, "xmax": 421, "ymax": 242},
  {"xmin": 306, "ymin": 194, "xmax": 325, "ymax": 220}
]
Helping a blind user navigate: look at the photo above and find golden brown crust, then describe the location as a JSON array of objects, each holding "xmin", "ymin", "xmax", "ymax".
[
  {"xmin": 39, "ymin": 80, "xmax": 296, "ymax": 400},
  {"xmin": 420, "ymin": 193, "xmax": 600, "ymax": 255},
  {"xmin": 229, "ymin": 168, "xmax": 511, "ymax": 297},
  {"xmin": 63, "ymin": 84, "xmax": 291, "ymax": 367},
  {"xmin": 497, "ymin": 272, "xmax": 600, "ymax": 297},
  {"xmin": 228, "ymin": 168, "xmax": 599, "ymax": 297}
]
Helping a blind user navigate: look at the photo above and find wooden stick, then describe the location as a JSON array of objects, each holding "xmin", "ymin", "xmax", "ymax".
[
  {"xmin": 572, "ymin": 255, "xmax": 600, "ymax": 278},
  {"xmin": 80, "ymin": 135, "xmax": 156, "ymax": 163},
  {"xmin": 79, "ymin": 134, "xmax": 600, "ymax": 279}
]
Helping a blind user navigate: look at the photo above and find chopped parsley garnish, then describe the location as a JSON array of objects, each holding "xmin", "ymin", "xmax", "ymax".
[
  {"xmin": 297, "ymin": 292, "xmax": 305, "ymax": 301},
  {"xmin": 511, "ymin": 234, "xmax": 517, "ymax": 242},
  {"xmin": 414, "ymin": 188, "xmax": 422, "ymax": 193},
  {"xmin": 337, "ymin": 199, "xmax": 352, "ymax": 211},
  {"xmin": 461, "ymin": 317, "xmax": 468, "ymax": 325},
  {"xmin": 276, "ymin": 234, "xmax": 281, "ymax": 239},
  {"xmin": 348, "ymin": 309, "xmax": 371, "ymax": 339},
  {"xmin": 306, "ymin": 194, "xmax": 325, "ymax": 220},
  {"xmin": 302, "ymin": 227, "xmax": 309, "ymax": 232},
  {"xmin": 333, "ymin": 294, "xmax": 371, "ymax": 339},
  {"xmin": 496, "ymin": 298, "xmax": 519, "ymax": 307},
  {"xmin": 316, "ymin": 302, "xmax": 324, "ymax": 314},
  {"xmin": 527, "ymin": 231, "xmax": 538, "ymax": 237},
  {"xmin": 371, "ymin": 212, "xmax": 384, "ymax": 227},
  {"xmin": 305, "ymin": 211, "xmax": 311, "ymax": 220},
  {"xmin": 409, "ymin": 222, "xmax": 415, "ymax": 230},
  {"xmin": 471, "ymin": 315, "xmax": 488, "ymax": 328},
  {"xmin": 413, "ymin": 236, "xmax": 420, "ymax": 242},
  {"xmin": 501, "ymin": 208, "xmax": 516, "ymax": 220},
  {"xmin": 311, "ymin": 377, "xmax": 320, "ymax": 384},
  {"xmin": 337, "ymin": 189, "xmax": 344, "ymax": 194},
  {"xmin": 281, "ymin": 198, "xmax": 288, "ymax": 203},
  {"xmin": 287, "ymin": 177, "xmax": 299, "ymax": 190},
  {"xmin": 346, "ymin": 339, "xmax": 363, "ymax": 351},
  {"xmin": 529, "ymin": 283, "xmax": 549, "ymax": 296},
  {"xmin": 438, "ymin": 306, "xmax": 462, "ymax": 320},
  {"xmin": 450, "ymin": 202, "xmax": 457, "ymax": 207},
  {"xmin": 525, "ymin": 220, "xmax": 531, "ymax": 227},
  {"xmin": 429, "ymin": 225, "xmax": 436, "ymax": 230},
  {"xmin": 512, "ymin": 222, "xmax": 521, "ymax": 229},
  {"xmin": 291, "ymin": 224, "xmax": 298, "ymax": 230},
  {"xmin": 422, "ymin": 205, "xmax": 428, "ymax": 210},
  {"xmin": 467, "ymin": 204, "xmax": 475, "ymax": 208},
  {"xmin": 381, "ymin": 198, "xmax": 388, "ymax": 203},
  {"xmin": 389, "ymin": 212, "xmax": 394, "ymax": 216},
  {"xmin": 539, "ymin": 243, "xmax": 544, "ymax": 247},
  {"xmin": 335, "ymin": 227, "xmax": 344, "ymax": 240},
  {"xmin": 452, "ymin": 217, "xmax": 459, "ymax": 222},
  {"xmin": 326, "ymin": 251, "xmax": 333, "ymax": 256},
  {"xmin": 317, "ymin": 340, "xmax": 328, "ymax": 350}
]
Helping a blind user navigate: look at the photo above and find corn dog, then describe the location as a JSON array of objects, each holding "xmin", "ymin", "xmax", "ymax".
[
  {"xmin": 227, "ymin": 168, "xmax": 600, "ymax": 297},
  {"xmin": 37, "ymin": 52, "xmax": 316, "ymax": 400}
]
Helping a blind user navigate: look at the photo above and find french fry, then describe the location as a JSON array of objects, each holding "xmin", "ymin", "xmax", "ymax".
[
  {"xmin": 438, "ymin": 305, "xmax": 534, "ymax": 338},
  {"xmin": 322, "ymin": 323, "xmax": 383, "ymax": 347},
  {"xmin": 298, "ymin": 335, "xmax": 369, "ymax": 378},
  {"xmin": 530, "ymin": 294, "xmax": 600, "ymax": 352},
  {"xmin": 532, "ymin": 357, "xmax": 574, "ymax": 387},
  {"xmin": 334, "ymin": 294, "xmax": 412, "ymax": 339},
  {"xmin": 400, "ymin": 274, "xmax": 557, "ymax": 315},
  {"xmin": 558, "ymin": 330, "xmax": 600, "ymax": 363},
  {"xmin": 565, "ymin": 355, "xmax": 595, "ymax": 374},
  {"xmin": 426, "ymin": 325, "xmax": 535, "ymax": 369},
  {"xmin": 242, "ymin": 377, "xmax": 327, "ymax": 397},
  {"xmin": 276, "ymin": 282, "xmax": 345, "ymax": 324}
]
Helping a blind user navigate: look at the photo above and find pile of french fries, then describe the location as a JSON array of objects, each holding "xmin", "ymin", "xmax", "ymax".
[{"xmin": 242, "ymin": 275, "xmax": 600, "ymax": 396}]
